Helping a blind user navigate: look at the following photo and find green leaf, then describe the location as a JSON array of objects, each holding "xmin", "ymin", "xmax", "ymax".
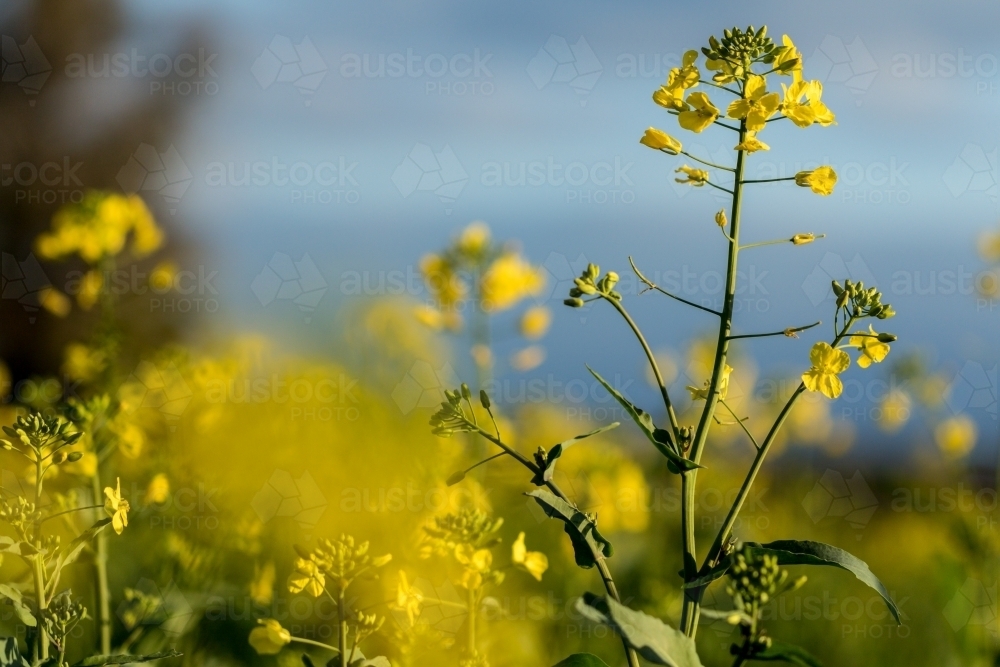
[
  {"xmin": 0, "ymin": 637, "xmax": 29, "ymax": 667},
  {"xmin": 302, "ymin": 655, "xmax": 317, "ymax": 667},
  {"xmin": 752, "ymin": 540, "xmax": 900, "ymax": 624},
  {"xmin": 552, "ymin": 654, "xmax": 611, "ymax": 667},
  {"xmin": 587, "ymin": 367, "xmax": 700, "ymax": 472},
  {"xmin": 72, "ymin": 650, "xmax": 181, "ymax": 666},
  {"xmin": 531, "ymin": 423, "xmax": 620, "ymax": 485},
  {"xmin": 0, "ymin": 538, "xmax": 40, "ymax": 557},
  {"xmin": 576, "ymin": 594, "xmax": 703, "ymax": 667},
  {"xmin": 0, "ymin": 585, "xmax": 35, "ymax": 627},
  {"xmin": 526, "ymin": 490, "xmax": 612, "ymax": 569},
  {"xmin": 49, "ymin": 518, "xmax": 113, "ymax": 594},
  {"xmin": 751, "ymin": 642, "xmax": 823, "ymax": 666}
]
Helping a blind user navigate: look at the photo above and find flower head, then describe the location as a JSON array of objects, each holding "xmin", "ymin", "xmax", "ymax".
[
  {"xmin": 675, "ymin": 165, "xmax": 710, "ymax": 186},
  {"xmin": 734, "ymin": 133, "xmax": 770, "ymax": 153},
  {"xmin": 457, "ymin": 221, "xmax": 491, "ymax": 256},
  {"xmin": 36, "ymin": 192, "xmax": 162, "ymax": 264},
  {"xmin": 287, "ymin": 557, "xmax": 326, "ymax": 597},
  {"xmin": 795, "ymin": 167, "xmax": 837, "ymax": 196},
  {"xmin": 849, "ymin": 325, "xmax": 891, "ymax": 368},
  {"xmin": 802, "ymin": 342, "xmax": 851, "ymax": 399},
  {"xmin": 781, "ymin": 80, "xmax": 836, "ymax": 128},
  {"xmin": 481, "ymin": 253, "xmax": 545, "ymax": 312},
  {"xmin": 936, "ymin": 416, "xmax": 977, "ymax": 459},
  {"xmin": 726, "ymin": 75, "xmax": 780, "ymax": 131},
  {"xmin": 640, "ymin": 128, "xmax": 682, "ymax": 155},
  {"xmin": 393, "ymin": 571, "xmax": 424, "ymax": 626},
  {"xmin": 519, "ymin": 305, "xmax": 552, "ymax": 340},
  {"xmin": 103, "ymin": 477, "xmax": 130, "ymax": 535},
  {"xmin": 678, "ymin": 92, "xmax": 720, "ymax": 133},
  {"xmin": 511, "ymin": 532, "xmax": 549, "ymax": 581},
  {"xmin": 249, "ymin": 618, "xmax": 291, "ymax": 655}
]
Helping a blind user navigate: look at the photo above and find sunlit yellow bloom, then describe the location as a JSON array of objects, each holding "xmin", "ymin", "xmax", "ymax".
[
  {"xmin": 802, "ymin": 342, "xmax": 851, "ymax": 399},
  {"xmin": 520, "ymin": 305, "xmax": 552, "ymax": 340},
  {"xmin": 249, "ymin": 618, "xmax": 291, "ymax": 655},
  {"xmin": 288, "ymin": 557, "xmax": 325, "ymax": 597},
  {"xmin": 781, "ymin": 80, "xmax": 836, "ymax": 128},
  {"xmin": 455, "ymin": 544, "xmax": 492, "ymax": 572},
  {"xmin": 979, "ymin": 229, "xmax": 1000, "ymax": 263},
  {"xmin": 104, "ymin": 477, "xmax": 130, "ymax": 535},
  {"xmin": 420, "ymin": 253, "xmax": 466, "ymax": 307},
  {"xmin": 471, "ymin": 344, "xmax": 492, "ymax": 371},
  {"xmin": 850, "ymin": 325, "xmax": 890, "ymax": 368},
  {"xmin": 145, "ymin": 473, "xmax": 171, "ymax": 505},
  {"xmin": 76, "ymin": 269, "xmax": 104, "ymax": 310},
  {"xmin": 795, "ymin": 167, "xmax": 838, "ymax": 196},
  {"xmin": 62, "ymin": 343, "xmax": 106, "ymax": 383},
  {"xmin": 675, "ymin": 165, "xmax": 709, "ymax": 186},
  {"xmin": 715, "ymin": 210, "xmax": 728, "ymax": 227},
  {"xmin": 394, "ymin": 571, "xmax": 423, "ymax": 626},
  {"xmin": 39, "ymin": 287, "xmax": 70, "ymax": 317},
  {"xmin": 250, "ymin": 561, "xmax": 276, "ymax": 605},
  {"xmin": 678, "ymin": 92, "xmax": 719, "ymax": 133},
  {"xmin": 773, "ymin": 35, "xmax": 803, "ymax": 79},
  {"xmin": 704, "ymin": 55, "xmax": 742, "ymax": 84},
  {"xmin": 112, "ymin": 419, "xmax": 145, "ymax": 459},
  {"xmin": 653, "ymin": 51, "xmax": 700, "ymax": 111},
  {"xmin": 511, "ymin": 345, "xmax": 545, "ymax": 372},
  {"xmin": 935, "ymin": 416, "xmax": 977, "ymax": 459},
  {"xmin": 734, "ymin": 133, "xmax": 770, "ymax": 153},
  {"xmin": 458, "ymin": 221, "xmax": 491, "ymax": 255},
  {"xmin": 878, "ymin": 390, "xmax": 911, "ymax": 433},
  {"xmin": 36, "ymin": 192, "xmax": 162, "ymax": 263},
  {"xmin": 511, "ymin": 532, "xmax": 548, "ymax": 581},
  {"xmin": 481, "ymin": 253, "xmax": 545, "ymax": 312},
  {"xmin": 726, "ymin": 76, "xmax": 780, "ymax": 131},
  {"xmin": 640, "ymin": 128, "xmax": 682, "ymax": 155},
  {"xmin": 687, "ymin": 364, "xmax": 733, "ymax": 401}
]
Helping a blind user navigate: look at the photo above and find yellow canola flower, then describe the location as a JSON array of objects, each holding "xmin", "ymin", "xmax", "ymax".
[
  {"xmin": 511, "ymin": 532, "xmax": 549, "ymax": 581},
  {"xmin": 481, "ymin": 253, "xmax": 545, "ymax": 312},
  {"xmin": 394, "ymin": 571, "xmax": 424, "ymax": 626},
  {"xmin": 781, "ymin": 80, "xmax": 836, "ymax": 128},
  {"xmin": 849, "ymin": 325, "xmax": 891, "ymax": 368},
  {"xmin": 76, "ymin": 269, "xmax": 104, "ymax": 310},
  {"xmin": 250, "ymin": 561, "xmax": 276, "ymax": 605},
  {"xmin": 103, "ymin": 477, "xmax": 130, "ymax": 535},
  {"xmin": 979, "ymin": 228, "xmax": 1000, "ymax": 263},
  {"xmin": 640, "ymin": 128, "xmax": 682, "ymax": 155},
  {"xmin": 878, "ymin": 390, "xmax": 912, "ymax": 433},
  {"xmin": 288, "ymin": 557, "xmax": 326, "ymax": 597},
  {"xmin": 62, "ymin": 343, "xmax": 107, "ymax": 383},
  {"xmin": 714, "ymin": 210, "xmax": 728, "ymax": 228},
  {"xmin": 111, "ymin": 419, "xmax": 145, "ymax": 459},
  {"xmin": 420, "ymin": 253, "xmax": 467, "ymax": 307},
  {"xmin": 675, "ymin": 165, "xmax": 709, "ymax": 186},
  {"xmin": 678, "ymin": 92, "xmax": 719, "ymax": 133},
  {"xmin": 802, "ymin": 342, "xmax": 851, "ymax": 399},
  {"xmin": 795, "ymin": 167, "xmax": 838, "ymax": 196},
  {"xmin": 652, "ymin": 51, "xmax": 700, "ymax": 111},
  {"xmin": 149, "ymin": 261, "xmax": 178, "ymax": 292},
  {"xmin": 36, "ymin": 192, "xmax": 163, "ymax": 263},
  {"xmin": 39, "ymin": 287, "xmax": 71, "ymax": 318},
  {"xmin": 458, "ymin": 221, "xmax": 491, "ymax": 256},
  {"xmin": 726, "ymin": 75, "xmax": 780, "ymax": 132},
  {"xmin": 511, "ymin": 346, "xmax": 545, "ymax": 372},
  {"xmin": 687, "ymin": 364, "xmax": 733, "ymax": 401},
  {"xmin": 520, "ymin": 305, "xmax": 552, "ymax": 340},
  {"xmin": 935, "ymin": 415, "xmax": 977, "ymax": 459},
  {"xmin": 734, "ymin": 133, "xmax": 770, "ymax": 153},
  {"xmin": 455, "ymin": 544, "xmax": 492, "ymax": 589},
  {"xmin": 773, "ymin": 35, "xmax": 803, "ymax": 79},
  {"xmin": 145, "ymin": 473, "xmax": 171, "ymax": 505},
  {"xmin": 249, "ymin": 618, "xmax": 291, "ymax": 655}
]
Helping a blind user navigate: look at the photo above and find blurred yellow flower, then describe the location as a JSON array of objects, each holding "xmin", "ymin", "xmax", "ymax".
[
  {"xmin": 248, "ymin": 618, "xmax": 291, "ymax": 655},
  {"xmin": 878, "ymin": 390, "xmax": 911, "ymax": 433},
  {"xmin": 414, "ymin": 304, "xmax": 462, "ymax": 332},
  {"xmin": 250, "ymin": 561, "xmax": 276, "ymax": 605},
  {"xmin": 481, "ymin": 253, "xmax": 544, "ymax": 312},
  {"xmin": 36, "ymin": 192, "xmax": 162, "ymax": 263},
  {"xmin": 781, "ymin": 80, "xmax": 836, "ymax": 128},
  {"xmin": 394, "ymin": 571, "xmax": 423, "ymax": 626},
  {"xmin": 511, "ymin": 532, "xmax": 548, "ymax": 581},
  {"xmin": 112, "ymin": 419, "xmax": 145, "ymax": 459},
  {"xmin": 795, "ymin": 167, "xmax": 837, "ymax": 196},
  {"xmin": 678, "ymin": 92, "xmax": 719, "ymax": 133},
  {"xmin": 519, "ymin": 306, "xmax": 552, "ymax": 340},
  {"xmin": 103, "ymin": 477, "xmax": 130, "ymax": 535},
  {"xmin": 145, "ymin": 473, "xmax": 171, "ymax": 505},
  {"xmin": 62, "ymin": 343, "xmax": 107, "ymax": 383},
  {"xmin": 726, "ymin": 75, "xmax": 780, "ymax": 131},
  {"xmin": 76, "ymin": 269, "xmax": 104, "ymax": 310},
  {"xmin": 640, "ymin": 128, "xmax": 682, "ymax": 154},
  {"xmin": 688, "ymin": 365, "xmax": 732, "ymax": 401},
  {"xmin": 149, "ymin": 261, "xmax": 178, "ymax": 292},
  {"xmin": 802, "ymin": 342, "xmax": 850, "ymax": 399},
  {"xmin": 511, "ymin": 346, "xmax": 545, "ymax": 372},
  {"xmin": 288, "ymin": 557, "xmax": 325, "ymax": 597},
  {"xmin": 458, "ymin": 221, "xmax": 491, "ymax": 255},
  {"xmin": 980, "ymin": 228, "xmax": 1000, "ymax": 263},
  {"xmin": 39, "ymin": 287, "xmax": 71, "ymax": 317},
  {"xmin": 420, "ymin": 253, "xmax": 467, "ymax": 307},
  {"xmin": 850, "ymin": 325, "xmax": 890, "ymax": 368},
  {"xmin": 675, "ymin": 165, "xmax": 709, "ymax": 186},
  {"xmin": 471, "ymin": 344, "xmax": 493, "ymax": 371},
  {"xmin": 935, "ymin": 416, "xmax": 977, "ymax": 459}
]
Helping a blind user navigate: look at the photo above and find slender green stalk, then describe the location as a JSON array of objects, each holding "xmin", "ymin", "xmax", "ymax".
[
  {"xmin": 92, "ymin": 473, "xmax": 112, "ymax": 654},
  {"xmin": 679, "ymin": 150, "xmax": 734, "ymax": 172},
  {"xmin": 727, "ymin": 321, "xmax": 820, "ymax": 341},
  {"xmin": 33, "ymin": 456, "xmax": 49, "ymax": 660},
  {"xmin": 467, "ymin": 587, "xmax": 477, "ymax": 659},
  {"xmin": 339, "ymin": 590, "xmax": 348, "ymax": 667},
  {"xmin": 680, "ymin": 118, "xmax": 748, "ymax": 638},
  {"xmin": 630, "ymin": 257, "xmax": 722, "ymax": 316}
]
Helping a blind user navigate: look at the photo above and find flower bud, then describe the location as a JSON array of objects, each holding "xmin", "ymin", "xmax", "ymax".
[
  {"xmin": 831, "ymin": 280, "xmax": 844, "ymax": 297},
  {"xmin": 715, "ymin": 210, "xmax": 728, "ymax": 227},
  {"xmin": 446, "ymin": 470, "xmax": 466, "ymax": 486},
  {"xmin": 574, "ymin": 278, "xmax": 597, "ymax": 295},
  {"xmin": 877, "ymin": 332, "xmax": 897, "ymax": 343},
  {"xmin": 67, "ymin": 451, "xmax": 83, "ymax": 462},
  {"xmin": 461, "ymin": 383, "xmax": 471, "ymax": 400},
  {"xmin": 564, "ymin": 297, "xmax": 584, "ymax": 308},
  {"xmin": 836, "ymin": 291, "xmax": 849, "ymax": 309},
  {"xmin": 479, "ymin": 390, "xmax": 491, "ymax": 409},
  {"xmin": 791, "ymin": 233, "xmax": 815, "ymax": 245},
  {"xmin": 877, "ymin": 305, "xmax": 895, "ymax": 319},
  {"xmin": 586, "ymin": 263, "xmax": 600, "ymax": 280},
  {"xmin": 52, "ymin": 451, "xmax": 67, "ymax": 464}
]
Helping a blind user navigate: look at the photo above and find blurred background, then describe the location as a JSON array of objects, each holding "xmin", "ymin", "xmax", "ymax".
[{"xmin": 0, "ymin": 0, "xmax": 998, "ymax": 665}]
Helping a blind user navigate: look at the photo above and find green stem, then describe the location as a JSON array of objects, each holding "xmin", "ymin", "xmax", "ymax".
[
  {"xmin": 339, "ymin": 589, "xmax": 348, "ymax": 667},
  {"xmin": 740, "ymin": 177, "xmax": 795, "ymax": 184},
  {"xmin": 681, "ymin": 118, "xmax": 748, "ymax": 638},
  {"xmin": 33, "ymin": 457, "xmax": 49, "ymax": 660},
  {"xmin": 679, "ymin": 150, "xmax": 735, "ymax": 172},
  {"xmin": 92, "ymin": 472, "xmax": 112, "ymax": 654},
  {"xmin": 291, "ymin": 636, "xmax": 341, "ymax": 652},
  {"xmin": 467, "ymin": 587, "xmax": 477, "ymax": 659},
  {"xmin": 727, "ymin": 321, "xmax": 821, "ymax": 341},
  {"xmin": 630, "ymin": 257, "xmax": 722, "ymax": 317}
]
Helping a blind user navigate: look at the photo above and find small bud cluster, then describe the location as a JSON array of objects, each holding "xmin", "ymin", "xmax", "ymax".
[
  {"xmin": 424, "ymin": 506, "xmax": 504, "ymax": 554},
  {"xmin": 429, "ymin": 387, "xmax": 478, "ymax": 437},
  {"xmin": 832, "ymin": 279, "xmax": 895, "ymax": 320},
  {"xmin": 703, "ymin": 26, "xmax": 787, "ymax": 69},
  {"xmin": 1, "ymin": 412, "xmax": 84, "ymax": 464},
  {"xmin": 564, "ymin": 263, "xmax": 621, "ymax": 308},
  {"xmin": 44, "ymin": 590, "xmax": 88, "ymax": 653},
  {"xmin": 296, "ymin": 534, "xmax": 392, "ymax": 582}
]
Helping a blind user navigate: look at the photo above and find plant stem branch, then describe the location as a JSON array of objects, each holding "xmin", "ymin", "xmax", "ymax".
[
  {"xmin": 680, "ymin": 150, "xmax": 734, "ymax": 172},
  {"xmin": 726, "ymin": 321, "xmax": 821, "ymax": 341},
  {"xmin": 719, "ymin": 400, "xmax": 759, "ymax": 450},
  {"xmin": 630, "ymin": 257, "xmax": 722, "ymax": 316}
]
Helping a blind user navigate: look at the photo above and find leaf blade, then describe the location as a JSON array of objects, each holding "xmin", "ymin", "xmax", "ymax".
[{"xmin": 527, "ymin": 490, "xmax": 612, "ymax": 569}]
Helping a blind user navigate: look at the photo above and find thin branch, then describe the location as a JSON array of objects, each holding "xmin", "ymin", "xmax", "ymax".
[
  {"xmin": 680, "ymin": 150, "xmax": 735, "ymax": 172},
  {"xmin": 740, "ymin": 234, "xmax": 825, "ymax": 251},
  {"xmin": 40, "ymin": 504, "xmax": 103, "ymax": 524},
  {"xmin": 726, "ymin": 321, "xmax": 821, "ymax": 341},
  {"xmin": 697, "ymin": 79, "xmax": 741, "ymax": 95},
  {"xmin": 702, "ymin": 180, "xmax": 734, "ymax": 195},
  {"xmin": 719, "ymin": 400, "xmax": 759, "ymax": 450},
  {"xmin": 629, "ymin": 257, "xmax": 722, "ymax": 316},
  {"xmin": 740, "ymin": 176, "xmax": 796, "ymax": 185},
  {"xmin": 765, "ymin": 115, "xmax": 788, "ymax": 123},
  {"xmin": 713, "ymin": 120, "xmax": 741, "ymax": 132}
]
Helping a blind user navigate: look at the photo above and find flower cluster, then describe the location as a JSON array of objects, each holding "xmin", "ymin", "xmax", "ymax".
[{"xmin": 563, "ymin": 262, "xmax": 621, "ymax": 308}]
